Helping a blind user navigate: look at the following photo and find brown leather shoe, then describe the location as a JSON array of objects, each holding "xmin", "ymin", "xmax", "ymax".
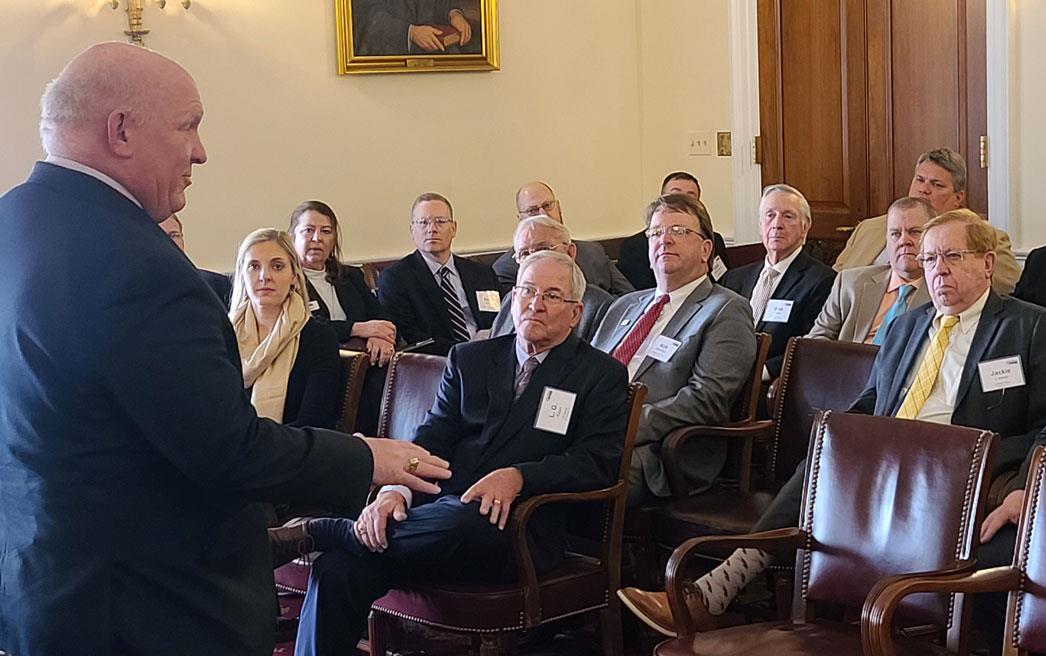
[
  {"xmin": 617, "ymin": 587, "xmax": 676, "ymax": 637},
  {"xmin": 268, "ymin": 522, "xmax": 314, "ymax": 569}
]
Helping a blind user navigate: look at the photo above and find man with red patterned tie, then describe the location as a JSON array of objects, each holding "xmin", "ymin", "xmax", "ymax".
[{"xmin": 591, "ymin": 194, "xmax": 757, "ymax": 506}]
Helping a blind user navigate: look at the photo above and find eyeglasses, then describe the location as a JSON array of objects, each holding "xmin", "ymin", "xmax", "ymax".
[
  {"xmin": 915, "ymin": 250, "xmax": 985, "ymax": 269},
  {"xmin": 519, "ymin": 200, "xmax": 559, "ymax": 217},
  {"xmin": 644, "ymin": 225, "xmax": 706, "ymax": 240},
  {"xmin": 513, "ymin": 242, "xmax": 568, "ymax": 263},
  {"xmin": 513, "ymin": 285, "xmax": 579, "ymax": 306},
  {"xmin": 412, "ymin": 217, "xmax": 454, "ymax": 227}
]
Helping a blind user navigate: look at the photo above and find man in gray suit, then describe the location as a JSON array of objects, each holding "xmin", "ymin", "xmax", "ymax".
[
  {"xmin": 490, "ymin": 216, "xmax": 613, "ymax": 342},
  {"xmin": 591, "ymin": 194, "xmax": 756, "ymax": 505},
  {"xmin": 807, "ymin": 196, "xmax": 934, "ymax": 343},
  {"xmin": 492, "ymin": 181, "xmax": 634, "ymax": 297}
]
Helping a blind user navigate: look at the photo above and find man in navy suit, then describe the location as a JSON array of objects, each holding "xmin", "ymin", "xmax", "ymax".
[
  {"xmin": 721, "ymin": 184, "xmax": 836, "ymax": 380},
  {"xmin": 619, "ymin": 209, "xmax": 1046, "ymax": 639},
  {"xmin": 0, "ymin": 43, "xmax": 448, "ymax": 656},
  {"xmin": 378, "ymin": 192, "xmax": 501, "ymax": 355},
  {"xmin": 293, "ymin": 251, "xmax": 630, "ymax": 655}
]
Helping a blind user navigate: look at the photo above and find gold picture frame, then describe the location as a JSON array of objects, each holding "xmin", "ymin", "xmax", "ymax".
[{"xmin": 335, "ymin": 0, "xmax": 499, "ymax": 75}]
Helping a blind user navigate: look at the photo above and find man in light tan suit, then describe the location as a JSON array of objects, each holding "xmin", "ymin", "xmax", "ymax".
[
  {"xmin": 809, "ymin": 197, "xmax": 933, "ymax": 343},
  {"xmin": 834, "ymin": 147, "xmax": 1019, "ymax": 294}
]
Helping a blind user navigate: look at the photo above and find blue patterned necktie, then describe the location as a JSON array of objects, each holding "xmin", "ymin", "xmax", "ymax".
[{"xmin": 872, "ymin": 283, "xmax": 915, "ymax": 346}]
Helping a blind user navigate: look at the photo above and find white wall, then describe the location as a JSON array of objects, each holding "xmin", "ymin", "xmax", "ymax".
[
  {"xmin": 0, "ymin": 1, "xmax": 734, "ymax": 272},
  {"xmin": 1015, "ymin": 0, "xmax": 1046, "ymax": 252}
]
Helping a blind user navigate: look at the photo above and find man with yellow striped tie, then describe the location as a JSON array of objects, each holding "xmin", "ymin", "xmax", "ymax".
[{"xmin": 618, "ymin": 208, "xmax": 1046, "ymax": 643}]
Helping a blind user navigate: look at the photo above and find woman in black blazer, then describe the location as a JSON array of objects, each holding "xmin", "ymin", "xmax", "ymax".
[
  {"xmin": 289, "ymin": 201, "xmax": 397, "ymax": 434},
  {"xmin": 228, "ymin": 228, "xmax": 341, "ymax": 430}
]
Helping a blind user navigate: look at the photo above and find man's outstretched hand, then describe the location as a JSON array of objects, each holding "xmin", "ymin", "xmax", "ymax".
[{"xmin": 364, "ymin": 437, "xmax": 451, "ymax": 495}]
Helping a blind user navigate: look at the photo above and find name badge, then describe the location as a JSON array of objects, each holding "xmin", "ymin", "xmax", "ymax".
[
  {"xmin": 762, "ymin": 299, "xmax": 793, "ymax": 323},
  {"xmin": 476, "ymin": 290, "xmax": 501, "ymax": 313},
  {"xmin": 534, "ymin": 386, "xmax": 576, "ymax": 436},
  {"xmin": 307, "ymin": 300, "xmax": 321, "ymax": 312},
  {"xmin": 977, "ymin": 355, "xmax": 1026, "ymax": 393},
  {"xmin": 711, "ymin": 256, "xmax": 728, "ymax": 280},
  {"xmin": 648, "ymin": 335, "xmax": 681, "ymax": 362}
]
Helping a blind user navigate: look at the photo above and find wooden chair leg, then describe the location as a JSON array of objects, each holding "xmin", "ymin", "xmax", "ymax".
[
  {"xmin": 366, "ymin": 609, "xmax": 387, "ymax": 656},
  {"xmin": 474, "ymin": 633, "xmax": 514, "ymax": 656},
  {"xmin": 600, "ymin": 601, "xmax": 624, "ymax": 656}
]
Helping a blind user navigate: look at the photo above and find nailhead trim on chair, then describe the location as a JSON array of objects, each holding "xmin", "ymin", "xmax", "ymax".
[
  {"xmin": 1012, "ymin": 452, "xmax": 1045, "ymax": 648},
  {"xmin": 376, "ymin": 353, "xmax": 402, "ymax": 437},
  {"xmin": 767, "ymin": 341, "xmax": 800, "ymax": 483}
]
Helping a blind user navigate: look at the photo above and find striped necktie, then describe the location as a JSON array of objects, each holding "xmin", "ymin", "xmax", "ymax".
[
  {"xmin": 872, "ymin": 283, "xmax": 915, "ymax": 346},
  {"xmin": 612, "ymin": 294, "xmax": 670, "ymax": 366},
  {"xmin": 749, "ymin": 267, "xmax": 780, "ymax": 324},
  {"xmin": 437, "ymin": 266, "xmax": 471, "ymax": 343},
  {"xmin": 895, "ymin": 315, "xmax": 960, "ymax": 419},
  {"xmin": 514, "ymin": 356, "xmax": 540, "ymax": 400}
]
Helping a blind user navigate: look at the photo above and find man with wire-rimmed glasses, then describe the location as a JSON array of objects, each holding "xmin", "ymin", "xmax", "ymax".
[
  {"xmin": 489, "ymin": 215, "xmax": 614, "ymax": 341},
  {"xmin": 592, "ymin": 193, "xmax": 757, "ymax": 506}
]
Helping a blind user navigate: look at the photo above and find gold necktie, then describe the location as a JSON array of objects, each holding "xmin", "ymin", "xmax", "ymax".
[{"xmin": 895, "ymin": 315, "xmax": 960, "ymax": 420}]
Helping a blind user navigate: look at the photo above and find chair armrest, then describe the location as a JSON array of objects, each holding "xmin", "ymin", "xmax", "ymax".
[
  {"xmin": 860, "ymin": 564, "xmax": 1019, "ymax": 656},
  {"xmin": 662, "ymin": 420, "xmax": 775, "ymax": 498},
  {"xmin": 665, "ymin": 527, "xmax": 803, "ymax": 637},
  {"xmin": 506, "ymin": 483, "xmax": 626, "ymax": 628}
]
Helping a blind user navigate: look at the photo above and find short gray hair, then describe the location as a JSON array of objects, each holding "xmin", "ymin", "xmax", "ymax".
[
  {"xmin": 513, "ymin": 215, "xmax": 572, "ymax": 246},
  {"xmin": 915, "ymin": 148, "xmax": 967, "ymax": 193},
  {"xmin": 516, "ymin": 250, "xmax": 586, "ymax": 301},
  {"xmin": 888, "ymin": 196, "xmax": 936, "ymax": 221},
  {"xmin": 761, "ymin": 183, "xmax": 812, "ymax": 227}
]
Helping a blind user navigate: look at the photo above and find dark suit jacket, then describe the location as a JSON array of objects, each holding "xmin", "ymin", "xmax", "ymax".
[
  {"xmin": 282, "ymin": 319, "xmax": 341, "ymax": 428},
  {"xmin": 721, "ymin": 250, "xmax": 836, "ymax": 377},
  {"xmin": 1014, "ymin": 245, "xmax": 1046, "ymax": 309},
  {"xmin": 851, "ymin": 292, "xmax": 1046, "ymax": 482},
  {"xmin": 0, "ymin": 163, "xmax": 375, "ymax": 656},
  {"xmin": 617, "ymin": 230, "xmax": 729, "ymax": 290},
  {"xmin": 305, "ymin": 265, "xmax": 390, "ymax": 343},
  {"xmin": 411, "ymin": 334, "xmax": 628, "ymax": 569},
  {"xmin": 493, "ymin": 240, "xmax": 635, "ymax": 297},
  {"xmin": 199, "ymin": 268, "xmax": 232, "ymax": 307},
  {"xmin": 377, "ymin": 250, "xmax": 499, "ymax": 356}
]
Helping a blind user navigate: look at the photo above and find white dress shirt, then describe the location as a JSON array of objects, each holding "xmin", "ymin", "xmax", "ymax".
[
  {"xmin": 624, "ymin": 275, "xmax": 707, "ymax": 381},
  {"xmin": 907, "ymin": 288, "xmax": 990, "ymax": 424}
]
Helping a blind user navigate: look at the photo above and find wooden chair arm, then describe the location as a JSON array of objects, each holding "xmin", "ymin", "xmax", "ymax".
[
  {"xmin": 506, "ymin": 482, "xmax": 626, "ymax": 629},
  {"xmin": 665, "ymin": 527, "xmax": 803, "ymax": 637},
  {"xmin": 662, "ymin": 420, "xmax": 776, "ymax": 498},
  {"xmin": 861, "ymin": 563, "xmax": 1019, "ymax": 656}
]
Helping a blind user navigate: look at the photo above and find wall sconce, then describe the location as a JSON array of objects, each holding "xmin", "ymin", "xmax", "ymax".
[{"xmin": 110, "ymin": 0, "xmax": 192, "ymax": 46}]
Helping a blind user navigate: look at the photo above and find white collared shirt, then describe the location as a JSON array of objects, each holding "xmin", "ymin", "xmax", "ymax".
[
  {"xmin": 44, "ymin": 156, "xmax": 142, "ymax": 209},
  {"xmin": 418, "ymin": 251, "xmax": 479, "ymax": 336},
  {"xmin": 756, "ymin": 246, "xmax": 803, "ymax": 303},
  {"xmin": 624, "ymin": 275, "xmax": 707, "ymax": 381},
  {"xmin": 906, "ymin": 288, "xmax": 991, "ymax": 424}
]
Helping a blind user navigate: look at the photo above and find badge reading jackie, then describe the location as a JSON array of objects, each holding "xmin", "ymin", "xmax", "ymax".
[
  {"xmin": 534, "ymin": 387, "xmax": 577, "ymax": 435},
  {"xmin": 977, "ymin": 355, "xmax": 1026, "ymax": 393}
]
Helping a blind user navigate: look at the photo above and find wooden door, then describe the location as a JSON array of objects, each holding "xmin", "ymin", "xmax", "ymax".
[
  {"xmin": 757, "ymin": 0, "xmax": 987, "ymax": 240},
  {"xmin": 866, "ymin": 0, "xmax": 987, "ymax": 215}
]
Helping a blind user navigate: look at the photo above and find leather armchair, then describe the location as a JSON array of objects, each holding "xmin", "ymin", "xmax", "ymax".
[
  {"xmin": 335, "ymin": 348, "xmax": 370, "ymax": 434},
  {"xmin": 654, "ymin": 411, "xmax": 997, "ymax": 655},
  {"xmin": 863, "ymin": 445, "xmax": 1046, "ymax": 656},
  {"xmin": 367, "ymin": 383, "xmax": 648, "ymax": 656}
]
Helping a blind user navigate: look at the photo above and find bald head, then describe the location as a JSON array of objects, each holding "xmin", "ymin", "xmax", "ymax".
[
  {"xmin": 515, "ymin": 181, "xmax": 563, "ymax": 222},
  {"xmin": 40, "ymin": 42, "xmax": 207, "ymax": 221}
]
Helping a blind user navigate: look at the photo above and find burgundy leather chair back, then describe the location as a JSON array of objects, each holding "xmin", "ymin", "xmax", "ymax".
[
  {"xmin": 796, "ymin": 411, "xmax": 995, "ymax": 627},
  {"xmin": 335, "ymin": 349, "xmax": 370, "ymax": 434},
  {"xmin": 376, "ymin": 353, "xmax": 446, "ymax": 440},
  {"xmin": 1013, "ymin": 446, "xmax": 1046, "ymax": 651},
  {"xmin": 769, "ymin": 337, "xmax": 878, "ymax": 487}
]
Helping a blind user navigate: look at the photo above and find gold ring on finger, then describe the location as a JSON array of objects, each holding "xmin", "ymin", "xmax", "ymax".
[{"xmin": 407, "ymin": 456, "xmax": 420, "ymax": 474}]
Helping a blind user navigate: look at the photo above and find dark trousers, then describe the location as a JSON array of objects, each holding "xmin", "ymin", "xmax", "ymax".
[{"xmin": 294, "ymin": 496, "xmax": 514, "ymax": 656}]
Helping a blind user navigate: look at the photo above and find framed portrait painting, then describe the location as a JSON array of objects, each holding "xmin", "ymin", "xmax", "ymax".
[{"xmin": 335, "ymin": 0, "xmax": 500, "ymax": 75}]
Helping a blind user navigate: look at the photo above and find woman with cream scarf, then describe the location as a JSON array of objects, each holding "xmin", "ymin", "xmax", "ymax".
[{"xmin": 229, "ymin": 229, "xmax": 340, "ymax": 428}]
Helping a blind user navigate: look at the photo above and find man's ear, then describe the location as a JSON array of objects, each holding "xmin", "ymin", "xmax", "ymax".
[
  {"xmin": 983, "ymin": 250, "xmax": 996, "ymax": 280},
  {"xmin": 107, "ymin": 109, "xmax": 133, "ymax": 158},
  {"xmin": 566, "ymin": 242, "xmax": 578, "ymax": 259}
]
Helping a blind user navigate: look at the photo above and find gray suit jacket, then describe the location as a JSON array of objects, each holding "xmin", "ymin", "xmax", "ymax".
[
  {"xmin": 807, "ymin": 265, "xmax": 930, "ymax": 342},
  {"xmin": 590, "ymin": 278, "xmax": 757, "ymax": 497},
  {"xmin": 489, "ymin": 284, "xmax": 614, "ymax": 343},
  {"xmin": 493, "ymin": 240, "xmax": 634, "ymax": 297}
]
